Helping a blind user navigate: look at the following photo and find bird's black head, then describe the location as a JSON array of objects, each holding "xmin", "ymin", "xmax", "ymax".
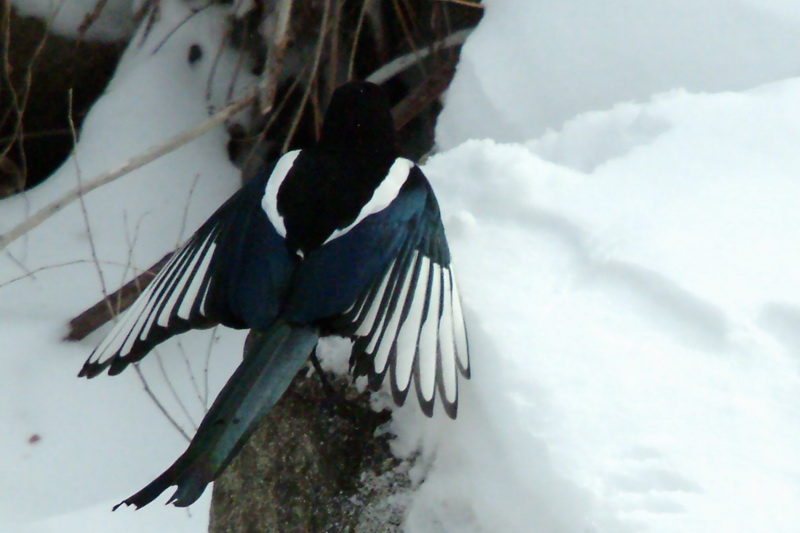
[
  {"xmin": 274, "ymin": 81, "xmax": 405, "ymax": 254},
  {"xmin": 319, "ymin": 81, "xmax": 397, "ymax": 168}
]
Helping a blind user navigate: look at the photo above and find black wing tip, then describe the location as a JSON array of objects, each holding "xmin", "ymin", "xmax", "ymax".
[
  {"xmin": 442, "ymin": 398, "xmax": 458, "ymax": 420},
  {"xmin": 112, "ymin": 498, "xmax": 144, "ymax": 512},
  {"xmin": 80, "ymin": 340, "xmax": 158, "ymax": 379},
  {"xmin": 78, "ymin": 354, "xmax": 134, "ymax": 378},
  {"xmin": 437, "ymin": 373, "xmax": 459, "ymax": 420},
  {"xmin": 351, "ymin": 339, "xmax": 462, "ymax": 420},
  {"xmin": 389, "ymin": 375, "xmax": 412, "ymax": 409},
  {"xmin": 114, "ymin": 465, "xmax": 199, "ymax": 511},
  {"xmin": 412, "ymin": 367, "xmax": 436, "ymax": 418},
  {"xmin": 78, "ymin": 360, "xmax": 108, "ymax": 379},
  {"xmin": 418, "ymin": 392, "xmax": 435, "ymax": 418},
  {"xmin": 111, "ymin": 501, "xmax": 128, "ymax": 512},
  {"xmin": 458, "ymin": 332, "xmax": 471, "ymax": 379},
  {"xmin": 108, "ymin": 356, "xmax": 133, "ymax": 376}
]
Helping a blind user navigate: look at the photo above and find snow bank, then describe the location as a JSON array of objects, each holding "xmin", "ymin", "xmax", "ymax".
[
  {"xmin": 1, "ymin": 1, "xmax": 252, "ymax": 529},
  {"xmin": 437, "ymin": 0, "xmax": 800, "ymax": 146},
  {"xmin": 388, "ymin": 0, "xmax": 800, "ymax": 529},
  {"xmin": 4, "ymin": 0, "xmax": 800, "ymax": 531}
]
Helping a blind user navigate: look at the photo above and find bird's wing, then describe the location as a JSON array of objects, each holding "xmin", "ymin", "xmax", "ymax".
[
  {"xmin": 80, "ymin": 170, "xmax": 294, "ymax": 378},
  {"xmin": 290, "ymin": 165, "xmax": 470, "ymax": 418}
]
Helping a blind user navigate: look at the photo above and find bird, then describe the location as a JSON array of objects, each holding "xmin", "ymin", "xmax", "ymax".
[{"xmin": 80, "ymin": 81, "xmax": 470, "ymax": 509}]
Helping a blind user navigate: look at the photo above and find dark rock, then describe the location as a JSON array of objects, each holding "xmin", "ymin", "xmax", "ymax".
[{"xmin": 209, "ymin": 360, "xmax": 411, "ymax": 533}]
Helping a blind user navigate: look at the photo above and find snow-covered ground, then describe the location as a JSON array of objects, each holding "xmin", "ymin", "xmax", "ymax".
[{"xmin": 4, "ymin": 0, "xmax": 800, "ymax": 531}]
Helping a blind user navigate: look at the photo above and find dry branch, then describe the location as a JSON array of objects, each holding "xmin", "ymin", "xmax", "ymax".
[
  {"xmin": 0, "ymin": 89, "xmax": 257, "ymax": 252},
  {"xmin": 259, "ymin": 0, "xmax": 294, "ymax": 114},
  {"xmin": 366, "ymin": 27, "xmax": 471, "ymax": 84},
  {"xmin": 64, "ymin": 252, "xmax": 172, "ymax": 341}
]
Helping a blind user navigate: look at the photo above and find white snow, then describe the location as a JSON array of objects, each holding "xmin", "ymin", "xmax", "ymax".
[
  {"xmin": 4, "ymin": 0, "xmax": 800, "ymax": 531},
  {"xmin": 1, "ymin": 1, "xmax": 251, "ymax": 530}
]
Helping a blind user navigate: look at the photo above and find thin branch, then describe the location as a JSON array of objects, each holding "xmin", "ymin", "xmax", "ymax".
[
  {"xmin": 174, "ymin": 337, "xmax": 207, "ymax": 411},
  {"xmin": 176, "ymin": 173, "xmax": 201, "ymax": 245},
  {"xmin": 0, "ymin": 89, "xmax": 258, "ymax": 253},
  {"xmin": 77, "ymin": 0, "xmax": 110, "ymax": 37},
  {"xmin": 281, "ymin": 0, "xmax": 331, "ymax": 153},
  {"xmin": 347, "ymin": 0, "xmax": 371, "ymax": 81},
  {"xmin": 435, "ymin": 0, "xmax": 484, "ymax": 9},
  {"xmin": 64, "ymin": 252, "xmax": 172, "ymax": 341},
  {"xmin": 391, "ymin": 0, "xmax": 422, "ymax": 71},
  {"xmin": 153, "ymin": 350, "xmax": 199, "ymax": 433},
  {"xmin": 68, "ymin": 89, "xmax": 112, "ymax": 314},
  {"xmin": 325, "ymin": 0, "xmax": 342, "ymax": 96},
  {"xmin": 366, "ymin": 27, "xmax": 471, "ymax": 84},
  {"xmin": 0, "ymin": 259, "xmax": 119, "ymax": 289},
  {"xmin": 259, "ymin": 0, "xmax": 294, "ymax": 115},
  {"xmin": 391, "ymin": 54, "xmax": 458, "ymax": 129},
  {"xmin": 0, "ymin": 0, "xmax": 59, "ymax": 186},
  {"xmin": 133, "ymin": 363, "xmax": 191, "ymax": 442},
  {"xmin": 202, "ymin": 328, "xmax": 218, "ymax": 409},
  {"xmin": 119, "ymin": 209, "xmax": 148, "ymax": 308},
  {"xmin": 151, "ymin": 5, "xmax": 208, "ymax": 56}
]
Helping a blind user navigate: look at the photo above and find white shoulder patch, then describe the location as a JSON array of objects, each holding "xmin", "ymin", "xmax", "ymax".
[
  {"xmin": 322, "ymin": 158, "xmax": 414, "ymax": 245},
  {"xmin": 262, "ymin": 149, "xmax": 302, "ymax": 237}
]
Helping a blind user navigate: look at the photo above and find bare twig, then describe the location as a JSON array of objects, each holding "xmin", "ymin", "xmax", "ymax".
[
  {"xmin": 366, "ymin": 27, "xmax": 471, "ymax": 84},
  {"xmin": 77, "ymin": 0, "xmax": 110, "ymax": 36},
  {"xmin": 154, "ymin": 350, "xmax": 199, "ymax": 433},
  {"xmin": 0, "ymin": 89, "xmax": 258, "ymax": 253},
  {"xmin": 325, "ymin": 0, "xmax": 343, "ymax": 97},
  {"xmin": 281, "ymin": 0, "xmax": 331, "ymax": 153},
  {"xmin": 175, "ymin": 337, "xmax": 207, "ymax": 410},
  {"xmin": 392, "ymin": 0, "xmax": 421, "ymax": 64},
  {"xmin": 259, "ymin": 0, "xmax": 294, "ymax": 115},
  {"xmin": 119, "ymin": 209, "xmax": 148, "ymax": 309},
  {"xmin": 64, "ymin": 252, "xmax": 172, "ymax": 341},
  {"xmin": 133, "ymin": 363, "xmax": 191, "ymax": 442},
  {"xmin": 68, "ymin": 89, "xmax": 112, "ymax": 316},
  {"xmin": 176, "ymin": 173, "xmax": 201, "ymax": 244},
  {"xmin": 435, "ymin": 0, "xmax": 484, "ymax": 9},
  {"xmin": 0, "ymin": 0, "xmax": 58, "ymax": 187},
  {"xmin": 0, "ymin": 259, "xmax": 121, "ymax": 290},
  {"xmin": 151, "ymin": 5, "xmax": 208, "ymax": 56},
  {"xmin": 202, "ymin": 328, "xmax": 219, "ymax": 408},
  {"xmin": 391, "ymin": 54, "xmax": 458, "ymax": 129},
  {"xmin": 347, "ymin": 0, "xmax": 371, "ymax": 81}
]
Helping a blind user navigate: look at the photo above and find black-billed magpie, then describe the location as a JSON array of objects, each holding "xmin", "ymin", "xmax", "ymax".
[{"xmin": 80, "ymin": 81, "xmax": 469, "ymax": 509}]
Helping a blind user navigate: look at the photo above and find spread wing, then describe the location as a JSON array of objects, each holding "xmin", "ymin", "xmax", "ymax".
[
  {"xmin": 80, "ymin": 172, "xmax": 294, "ymax": 378},
  {"xmin": 346, "ymin": 238, "xmax": 469, "ymax": 419},
  {"xmin": 292, "ymin": 165, "xmax": 470, "ymax": 418}
]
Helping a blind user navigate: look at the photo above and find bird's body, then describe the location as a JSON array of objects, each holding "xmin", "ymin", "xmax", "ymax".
[{"xmin": 81, "ymin": 81, "xmax": 469, "ymax": 508}]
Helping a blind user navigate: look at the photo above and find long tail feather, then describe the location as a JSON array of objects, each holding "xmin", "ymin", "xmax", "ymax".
[{"xmin": 115, "ymin": 321, "xmax": 320, "ymax": 509}]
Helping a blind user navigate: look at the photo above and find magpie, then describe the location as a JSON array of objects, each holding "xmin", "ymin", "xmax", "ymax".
[{"xmin": 80, "ymin": 81, "xmax": 470, "ymax": 509}]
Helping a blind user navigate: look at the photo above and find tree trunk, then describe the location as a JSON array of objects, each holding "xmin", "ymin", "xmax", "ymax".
[{"xmin": 208, "ymin": 357, "xmax": 411, "ymax": 533}]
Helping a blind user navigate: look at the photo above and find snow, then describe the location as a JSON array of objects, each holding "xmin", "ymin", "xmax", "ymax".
[
  {"xmin": 1, "ymin": 2, "xmax": 251, "ymax": 530},
  {"xmin": 4, "ymin": 0, "xmax": 800, "ymax": 531}
]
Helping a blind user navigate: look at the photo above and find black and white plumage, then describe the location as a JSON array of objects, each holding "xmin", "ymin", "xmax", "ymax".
[{"xmin": 80, "ymin": 81, "xmax": 469, "ymax": 508}]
